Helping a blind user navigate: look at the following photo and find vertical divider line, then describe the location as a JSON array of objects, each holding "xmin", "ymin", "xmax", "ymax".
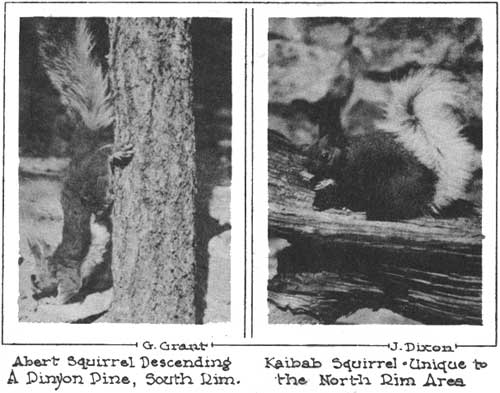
[
  {"xmin": 495, "ymin": 1, "xmax": 499, "ymax": 347},
  {"xmin": 250, "ymin": 7, "xmax": 255, "ymax": 339},
  {"xmin": 243, "ymin": 7, "xmax": 248, "ymax": 339},
  {"xmin": 1, "ymin": 1, "xmax": 7, "ymax": 345}
]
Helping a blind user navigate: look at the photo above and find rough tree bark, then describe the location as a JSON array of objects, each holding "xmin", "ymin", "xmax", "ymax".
[{"xmin": 106, "ymin": 18, "xmax": 196, "ymax": 323}]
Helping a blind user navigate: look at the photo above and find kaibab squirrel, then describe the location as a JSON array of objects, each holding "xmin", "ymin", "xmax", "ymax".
[
  {"xmin": 301, "ymin": 45, "xmax": 482, "ymax": 221},
  {"xmin": 29, "ymin": 19, "xmax": 132, "ymax": 304}
]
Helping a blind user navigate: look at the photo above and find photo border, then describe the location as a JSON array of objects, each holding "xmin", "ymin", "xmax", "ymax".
[
  {"xmin": 2, "ymin": 1, "xmax": 247, "ymax": 344},
  {"xmin": 253, "ymin": 1, "xmax": 498, "ymax": 347},
  {"xmin": 0, "ymin": 0, "xmax": 498, "ymax": 349}
]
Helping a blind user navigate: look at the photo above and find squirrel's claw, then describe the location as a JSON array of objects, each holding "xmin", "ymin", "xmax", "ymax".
[
  {"xmin": 314, "ymin": 178, "xmax": 336, "ymax": 191},
  {"xmin": 110, "ymin": 144, "xmax": 135, "ymax": 172},
  {"xmin": 300, "ymin": 170, "xmax": 315, "ymax": 182},
  {"xmin": 428, "ymin": 203, "xmax": 441, "ymax": 217}
]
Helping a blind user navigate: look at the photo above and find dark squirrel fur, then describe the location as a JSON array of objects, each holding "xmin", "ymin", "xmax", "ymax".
[
  {"xmin": 302, "ymin": 49, "xmax": 480, "ymax": 221},
  {"xmin": 307, "ymin": 132, "xmax": 437, "ymax": 220}
]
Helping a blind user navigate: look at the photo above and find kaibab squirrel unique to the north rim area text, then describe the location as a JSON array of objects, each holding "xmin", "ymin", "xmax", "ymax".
[
  {"xmin": 300, "ymin": 43, "xmax": 482, "ymax": 221},
  {"xmin": 29, "ymin": 19, "xmax": 132, "ymax": 304}
]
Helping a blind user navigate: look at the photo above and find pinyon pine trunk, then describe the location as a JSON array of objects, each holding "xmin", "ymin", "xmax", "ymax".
[{"xmin": 106, "ymin": 18, "xmax": 196, "ymax": 323}]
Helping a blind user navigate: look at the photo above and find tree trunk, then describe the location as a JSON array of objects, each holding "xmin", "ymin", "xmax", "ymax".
[{"xmin": 106, "ymin": 18, "xmax": 196, "ymax": 323}]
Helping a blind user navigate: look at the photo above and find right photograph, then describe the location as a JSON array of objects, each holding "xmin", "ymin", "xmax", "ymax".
[{"xmin": 268, "ymin": 18, "xmax": 483, "ymax": 325}]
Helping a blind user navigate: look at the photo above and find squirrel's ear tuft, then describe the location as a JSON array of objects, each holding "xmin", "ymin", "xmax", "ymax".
[
  {"xmin": 27, "ymin": 237, "xmax": 52, "ymax": 261},
  {"xmin": 297, "ymin": 141, "xmax": 313, "ymax": 155},
  {"xmin": 337, "ymin": 33, "xmax": 368, "ymax": 81},
  {"xmin": 27, "ymin": 237, "xmax": 43, "ymax": 262}
]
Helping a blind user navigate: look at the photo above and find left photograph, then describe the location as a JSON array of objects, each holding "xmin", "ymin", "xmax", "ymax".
[{"xmin": 18, "ymin": 17, "xmax": 232, "ymax": 324}]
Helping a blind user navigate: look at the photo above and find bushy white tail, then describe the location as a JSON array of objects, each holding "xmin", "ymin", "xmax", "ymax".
[
  {"xmin": 38, "ymin": 19, "xmax": 113, "ymax": 131},
  {"xmin": 377, "ymin": 68, "xmax": 479, "ymax": 210}
]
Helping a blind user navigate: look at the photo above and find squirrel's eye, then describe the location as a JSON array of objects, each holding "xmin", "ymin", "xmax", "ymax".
[{"xmin": 321, "ymin": 151, "xmax": 330, "ymax": 160}]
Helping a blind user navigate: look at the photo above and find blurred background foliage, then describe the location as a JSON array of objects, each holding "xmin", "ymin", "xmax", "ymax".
[
  {"xmin": 269, "ymin": 17, "xmax": 482, "ymax": 147},
  {"xmin": 269, "ymin": 17, "xmax": 481, "ymax": 102}
]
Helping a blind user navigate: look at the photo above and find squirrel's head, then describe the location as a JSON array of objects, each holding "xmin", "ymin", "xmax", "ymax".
[
  {"xmin": 27, "ymin": 237, "xmax": 58, "ymax": 299},
  {"xmin": 304, "ymin": 135, "xmax": 344, "ymax": 180}
]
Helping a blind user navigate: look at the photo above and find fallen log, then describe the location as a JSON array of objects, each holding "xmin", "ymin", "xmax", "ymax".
[
  {"xmin": 268, "ymin": 242, "xmax": 481, "ymax": 324},
  {"xmin": 267, "ymin": 129, "xmax": 482, "ymax": 324},
  {"xmin": 268, "ymin": 270, "xmax": 481, "ymax": 325},
  {"xmin": 268, "ymin": 128, "xmax": 482, "ymax": 258}
]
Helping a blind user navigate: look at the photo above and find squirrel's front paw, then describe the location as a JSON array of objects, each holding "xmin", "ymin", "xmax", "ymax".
[
  {"xmin": 312, "ymin": 179, "xmax": 339, "ymax": 211},
  {"xmin": 313, "ymin": 178, "xmax": 336, "ymax": 191},
  {"xmin": 110, "ymin": 143, "xmax": 134, "ymax": 172}
]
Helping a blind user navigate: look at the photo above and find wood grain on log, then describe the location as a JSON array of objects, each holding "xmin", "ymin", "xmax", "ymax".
[
  {"xmin": 268, "ymin": 129, "xmax": 482, "ymax": 258},
  {"xmin": 268, "ymin": 269, "xmax": 481, "ymax": 324},
  {"xmin": 268, "ymin": 129, "xmax": 482, "ymax": 324}
]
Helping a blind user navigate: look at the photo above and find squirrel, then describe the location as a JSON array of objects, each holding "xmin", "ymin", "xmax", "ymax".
[
  {"xmin": 302, "ymin": 43, "xmax": 481, "ymax": 221},
  {"xmin": 28, "ymin": 19, "xmax": 133, "ymax": 304}
]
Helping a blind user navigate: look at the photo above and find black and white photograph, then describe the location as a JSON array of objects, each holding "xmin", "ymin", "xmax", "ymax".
[
  {"xmin": 17, "ymin": 17, "xmax": 232, "ymax": 324},
  {"xmin": 1, "ymin": 1, "xmax": 500, "ymax": 391},
  {"xmin": 267, "ymin": 17, "xmax": 483, "ymax": 325}
]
